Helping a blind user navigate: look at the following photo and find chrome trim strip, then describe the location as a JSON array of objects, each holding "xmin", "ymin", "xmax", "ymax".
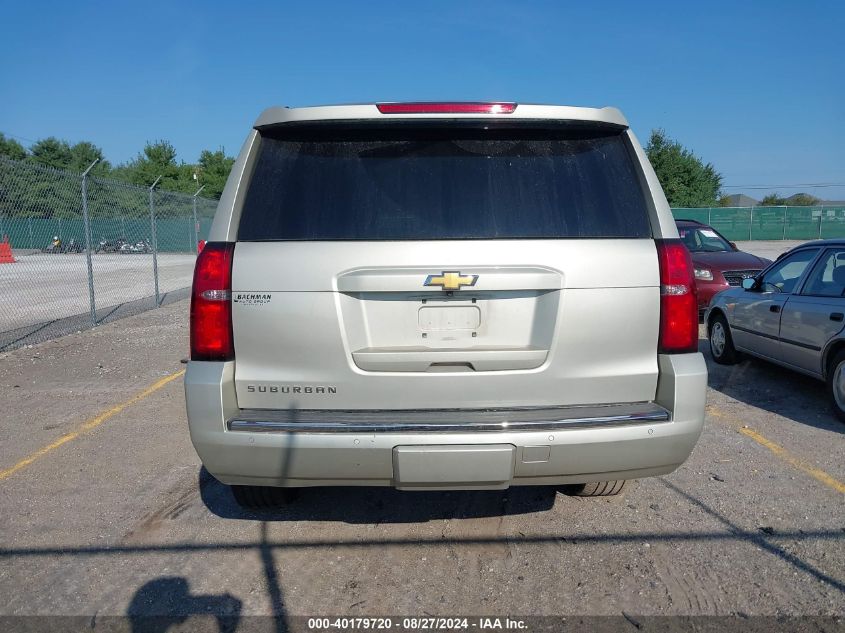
[{"xmin": 227, "ymin": 405, "xmax": 670, "ymax": 434}]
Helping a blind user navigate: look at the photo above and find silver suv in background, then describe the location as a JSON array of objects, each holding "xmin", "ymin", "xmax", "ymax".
[{"xmin": 185, "ymin": 102, "xmax": 707, "ymax": 508}]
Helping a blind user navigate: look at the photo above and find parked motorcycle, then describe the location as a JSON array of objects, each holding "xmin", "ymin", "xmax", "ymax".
[
  {"xmin": 63, "ymin": 238, "xmax": 84, "ymax": 253},
  {"xmin": 42, "ymin": 237, "xmax": 86, "ymax": 254},
  {"xmin": 42, "ymin": 237, "xmax": 63, "ymax": 254},
  {"xmin": 119, "ymin": 239, "xmax": 152, "ymax": 254},
  {"xmin": 96, "ymin": 237, "xmax": 127, "ymax": 253}
]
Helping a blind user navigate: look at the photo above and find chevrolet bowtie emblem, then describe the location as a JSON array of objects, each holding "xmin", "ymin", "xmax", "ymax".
[{"xmin": 424, "ymin": 271, "xmax": 478, "ymax": 291}]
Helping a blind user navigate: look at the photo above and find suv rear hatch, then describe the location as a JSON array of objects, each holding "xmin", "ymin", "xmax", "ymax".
[{"xmin": 230, "ymin": 115, "xmax": 660, "ymax": 410}]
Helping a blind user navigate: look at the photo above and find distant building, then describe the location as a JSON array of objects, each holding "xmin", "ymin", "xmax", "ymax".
[{"xmin": 723, "ymin": 194, "xmax": 759, "ymax": 207}]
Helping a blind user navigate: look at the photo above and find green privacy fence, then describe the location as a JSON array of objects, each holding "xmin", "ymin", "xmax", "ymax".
[
  {"xmin": 0, "ymin": 215, "xmax": 214, "ymax": 252},
  {"xmin": 9, "ymin": 208, "xmax": 844, "ymax": 248},
  {"xmin": 671, "ymin": 207, "xmax": 845, "ymax": 241}
]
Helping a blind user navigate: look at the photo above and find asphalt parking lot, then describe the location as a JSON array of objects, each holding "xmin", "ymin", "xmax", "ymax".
[{"xmin": 0, "ymin": 296, "xmax": 843, "ymax": 630}]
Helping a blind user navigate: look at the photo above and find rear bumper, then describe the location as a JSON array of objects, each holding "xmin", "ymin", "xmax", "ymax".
[{"xmin": 185, "ymin": 354, "xmax": 706, "ymax": 489}]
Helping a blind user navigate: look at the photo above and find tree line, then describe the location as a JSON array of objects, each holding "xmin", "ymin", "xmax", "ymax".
[
  {"xmin": 0, "ymin": 132, "xmax": 234, "ymax": 199},
  {"xmin": 758, "ymin": 192, "xmax": 820, "ymax": 206}
]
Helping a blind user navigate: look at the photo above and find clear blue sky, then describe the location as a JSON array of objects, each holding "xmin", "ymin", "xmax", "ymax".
[{"xmin": 2, "ymin": 0, "xmax": 843, "ymax": 200}]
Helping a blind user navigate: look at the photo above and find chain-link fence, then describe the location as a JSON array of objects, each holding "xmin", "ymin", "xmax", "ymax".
[
  {"xmin": 0, "ymin": 157, "xmax": 217, "ymax": 351},
  {"xmin": 671, "ymin": 206, "xmax": 845, "ymax": 241}
]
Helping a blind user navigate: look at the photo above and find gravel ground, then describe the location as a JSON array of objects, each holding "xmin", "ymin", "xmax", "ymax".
[{"xmin": 0, "ymin": 296, "xmax": 842, "ymax": 628}]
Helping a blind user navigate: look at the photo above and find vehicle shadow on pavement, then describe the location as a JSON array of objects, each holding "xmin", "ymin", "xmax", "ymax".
[
  {"xmin": 198, "ymin": 467, "xmax": 557, "ymax": 523},
  {"xmin": 126, "ymin": 576, "xmax": 242, "ymax": 632},
  {"xmin": 699, "ymin": 339, "xmax": 844, "ymax": 435}
]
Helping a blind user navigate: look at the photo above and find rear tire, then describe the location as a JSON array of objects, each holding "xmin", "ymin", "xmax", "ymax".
[
  {"xmin": 231, "ymin": 485, "xmax": 298, "ymax": 509},
  {"xmin": 562, "ymin": 480, "xmax": 626, "ymax": 497},
  {"xmin": 826, "ymin": 349, "xmax": 845, "ymax": 423},
  {"xmin": 709, "ymin": 313, "xmax": 740, "ymax": 365}
]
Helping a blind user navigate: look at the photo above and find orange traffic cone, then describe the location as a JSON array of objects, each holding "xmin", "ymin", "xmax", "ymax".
[{"xmin": 0, "ymin": 236, "xmax": 15, "ymax": 264}]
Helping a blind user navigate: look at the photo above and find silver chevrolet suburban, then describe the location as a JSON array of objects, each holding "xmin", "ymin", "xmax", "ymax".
[{"xmin": 184, "ymin": 102, "xmax": 707, "ymax": 508}]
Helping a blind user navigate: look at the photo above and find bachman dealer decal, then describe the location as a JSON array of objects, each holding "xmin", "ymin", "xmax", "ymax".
[{"xmin": 233, "ymin": 293, "xmax": 272, "ymax": 306}]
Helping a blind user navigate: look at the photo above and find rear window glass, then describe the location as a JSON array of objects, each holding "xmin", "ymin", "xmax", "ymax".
[{"xmin": 238, "ymin": 126, "xmax": 651, "ymax": 241}]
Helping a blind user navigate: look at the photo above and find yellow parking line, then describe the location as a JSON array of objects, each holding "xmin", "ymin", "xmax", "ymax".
[
  {"xmin": 0, "ymin": 369, "xmax": 185, "ymax": 483},
  {"xmin": 739, "ymin": 426, "xmax": 845, "ymax": 494}
]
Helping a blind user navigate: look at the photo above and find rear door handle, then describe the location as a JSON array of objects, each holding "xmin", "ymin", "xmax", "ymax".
[
  {"xmin": 770, "ymin": 305, "xmax": 781, "ymax": 313},
  {"xmin": 831, "ymin": 312, "xmax": 844, "ymax": 322}
]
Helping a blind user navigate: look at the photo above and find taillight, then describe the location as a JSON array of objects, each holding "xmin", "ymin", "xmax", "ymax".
[
  {"xmin": 376, "ymin": 102, "xmax": 517, "ymax": 114},
  {"xmin": 656, "ymin": 239, "xmax": 698, "ymax": 354},
  {"xmin": 190, "ymin": 242, "xmax": 235, "ymax": 361}
]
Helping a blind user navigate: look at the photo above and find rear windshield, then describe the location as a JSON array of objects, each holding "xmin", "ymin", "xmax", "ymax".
[{"xmin": 238, "ymin": 125, "xmax": 652, "ymax": 241}]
